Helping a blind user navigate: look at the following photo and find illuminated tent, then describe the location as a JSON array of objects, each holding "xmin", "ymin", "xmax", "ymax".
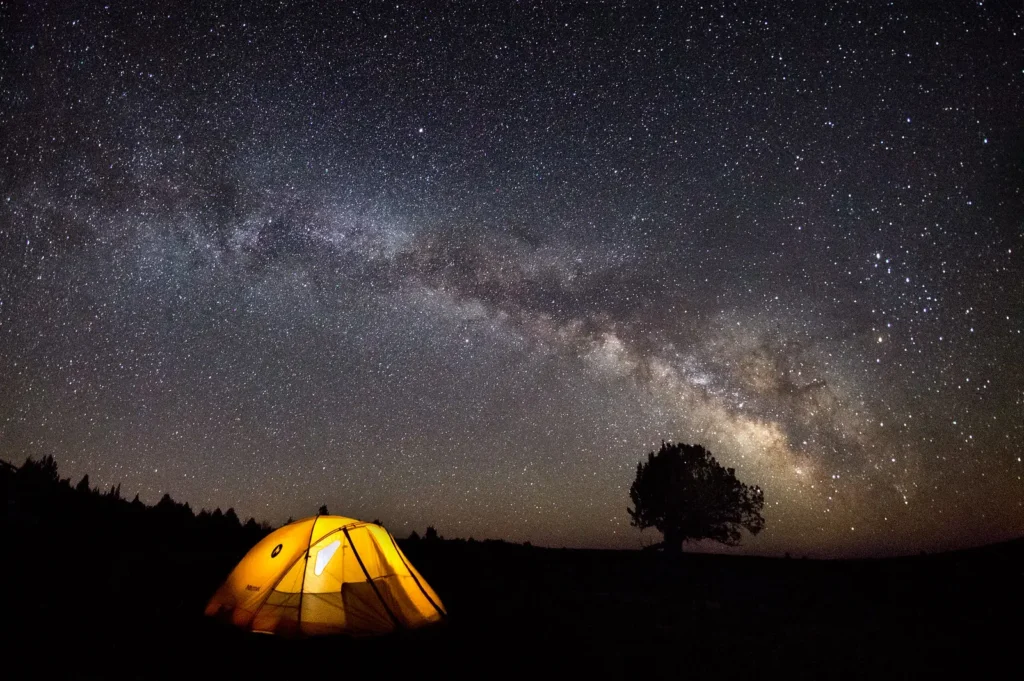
[{"xmin": 205, "ymin": 515, "xmax": 446, "ymax": 636}]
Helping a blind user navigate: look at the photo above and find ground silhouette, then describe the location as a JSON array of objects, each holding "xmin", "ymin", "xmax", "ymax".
[{"xmin": 1, "ymin": 456, "xmax": 1018, "ymax": 679}]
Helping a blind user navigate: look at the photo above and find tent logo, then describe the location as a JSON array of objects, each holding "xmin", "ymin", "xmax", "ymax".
[
  {"xmin": 314, "ymin": 540, "xmax": 342, "ymax": 576},
  {"xmin": 271, "ymin": 544, "xmax": 283, "ymax": 558},
  {"xmin": 245, "ymin": 585, "xmax": 260, "ymax": 592}
]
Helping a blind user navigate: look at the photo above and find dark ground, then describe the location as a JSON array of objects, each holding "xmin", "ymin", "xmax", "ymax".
[{"xmin": 4, "ymin": 527, "xmax": 1021, "ymax": 679}]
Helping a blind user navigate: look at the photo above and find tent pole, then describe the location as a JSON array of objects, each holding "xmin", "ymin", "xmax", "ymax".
[
  {"xmin": 343, "ymin": 527, "xmax": 402, "ymax": 629},
  {"xmin": 387, "ymin": 531, "xmax": 447, "ymax": 618},
  {"xmin": 296, "ymin": 515, "xmax": 319, "ymax": 633}
]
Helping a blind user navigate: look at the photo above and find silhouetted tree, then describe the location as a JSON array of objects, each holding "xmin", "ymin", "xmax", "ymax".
[
  {"xmin": 628, "ymin": 442, "xmax": 765, "ymax": 554},
  {"xmin": 318, "ymin": 504, "xmax": 329, "ymax": 515},
  {"xmin": 407, "ymin": 530, "xmax": 421, "ymax": 542},
  {"xmin": 372, "ymin": 518, "xmax": 382, "ymax": 525},
  {"xmin": 424, "ymin": 526, "xmax": 440, "ymax": 542},
  {"xmin": 19, "ymin": 455, "xmax": 60, "ymax": 487},
  {"xmin": 4, "ymin": 455, "xmax": 274, "ymax": 559}
]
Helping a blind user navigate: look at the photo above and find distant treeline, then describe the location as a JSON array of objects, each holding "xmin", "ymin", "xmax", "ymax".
[
  {"xmin": 406, "ymin": 525, "xmax": 533, "ymax": 549},
  {"xmin": 1, "ymin": 455, "xmax": 272, "ymax": 553},
  {"xmin": 1, "ymin": 456, "xmax": 533, "ymax": 553}
]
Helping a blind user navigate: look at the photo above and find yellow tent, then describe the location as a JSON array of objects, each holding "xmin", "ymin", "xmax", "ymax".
[{"xmin": 205, "ymin": 515, "xmax": 446, "ymax": 636}]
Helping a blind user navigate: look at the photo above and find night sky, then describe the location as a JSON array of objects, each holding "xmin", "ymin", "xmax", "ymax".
[{"xmin": 2, "ymin": 1, "xmax": 1021, "ymax": 557}]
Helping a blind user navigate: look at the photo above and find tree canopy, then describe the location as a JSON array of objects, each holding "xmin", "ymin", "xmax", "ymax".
[{"xmin": 627, "ymin": 442, "xmax": 765, "ymax": 553}]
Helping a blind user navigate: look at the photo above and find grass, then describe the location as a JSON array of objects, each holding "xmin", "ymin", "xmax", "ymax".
[{"xmin": 5, "ymin": 535, "xmax": 1019, "ymax": 678}]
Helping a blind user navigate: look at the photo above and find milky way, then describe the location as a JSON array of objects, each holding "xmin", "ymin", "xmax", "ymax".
[{"xmin": 1, "ymin": 2, "xmax": 1021, "ymax": 556}]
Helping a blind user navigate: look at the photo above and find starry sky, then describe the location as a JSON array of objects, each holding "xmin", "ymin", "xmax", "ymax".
[{"xmin": 1, "ymin": 1, "xmax": 1021, "ymax": 557}]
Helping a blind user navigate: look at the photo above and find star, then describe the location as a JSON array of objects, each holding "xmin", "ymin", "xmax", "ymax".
[{"xmin": 0, "ymin": 0, "xmax": 1019, "ymax": 558}]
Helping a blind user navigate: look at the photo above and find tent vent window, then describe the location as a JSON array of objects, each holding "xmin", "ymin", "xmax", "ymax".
[{"xmin": 314, "ymin": 540, "xmax": 341, "ymax": 576}]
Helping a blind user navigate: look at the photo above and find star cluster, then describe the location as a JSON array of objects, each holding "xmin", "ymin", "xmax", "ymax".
[{"xmin": 1, "ymin": 1, "xmax": 1021, "ymax": 556}]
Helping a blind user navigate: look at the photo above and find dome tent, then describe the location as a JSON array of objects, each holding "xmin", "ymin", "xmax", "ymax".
[{"xmin": 205, "ymin": 515, "xmax": 446, "ymax": 636}]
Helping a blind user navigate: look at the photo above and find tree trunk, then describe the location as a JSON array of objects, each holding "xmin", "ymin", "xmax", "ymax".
[{"xmin": 662, "ymin": 527, "xmax": 684, "ymax": 555}]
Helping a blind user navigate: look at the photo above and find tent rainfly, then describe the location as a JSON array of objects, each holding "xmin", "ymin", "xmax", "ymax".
[{"xmin": 205, "ymin": 515, "xmax": 446, "ymax": 636}]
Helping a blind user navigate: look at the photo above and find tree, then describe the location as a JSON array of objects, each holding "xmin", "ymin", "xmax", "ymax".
[
  {"xmin": 19, "ymin": 455, "xmax": 60, "ymax": 487},
  {"xmin": 627, "ymin": 442, "xmax": 765, "ymax": 554},
  {"xmin": 155, "ymin": 493, "xmax": 177, "ymax": 511},
  {"xmin": 424, "ymin": 526, "xmax": 440, "ymax": 542},
  {"xmin": 318, "ymin": 504, "xmax": 329, "ymax": 515}
]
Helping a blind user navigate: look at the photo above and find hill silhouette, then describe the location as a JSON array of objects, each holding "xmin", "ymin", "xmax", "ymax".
[{"xmin": 2, "ymin": 456, "xmax": 1019, "ymax": 678}]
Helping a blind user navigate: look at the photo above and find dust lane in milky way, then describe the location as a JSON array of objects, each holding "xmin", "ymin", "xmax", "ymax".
[{"xmin": 1, "ymin": 2, "xmax": 1021, "ymax": 556}]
